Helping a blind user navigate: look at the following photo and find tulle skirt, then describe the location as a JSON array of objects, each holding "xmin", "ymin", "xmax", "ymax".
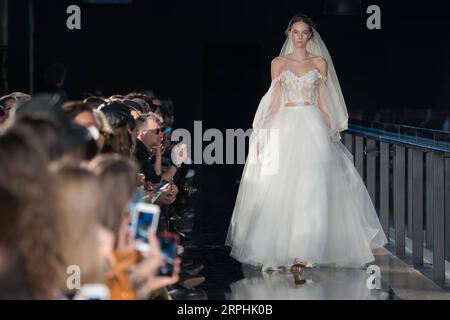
[{"xmin": 225, "ymin": 104, "xmax": 388, "ymax": 268}]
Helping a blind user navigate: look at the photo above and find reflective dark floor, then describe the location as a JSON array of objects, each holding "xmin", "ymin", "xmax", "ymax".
[
  {"xmin": 227, "ymin": 266, "xmax": 392, "ymax": 300},
  {"xmin": 186, "ymin": 165, "xmax": 397, "ymax": 300}
]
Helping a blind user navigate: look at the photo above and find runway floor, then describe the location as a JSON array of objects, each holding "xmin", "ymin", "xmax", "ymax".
[{"xmin": 186, "ymin": 165, "xmax": 449, "ymax": 300}]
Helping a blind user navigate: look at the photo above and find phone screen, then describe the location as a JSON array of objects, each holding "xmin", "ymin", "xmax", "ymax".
[
  {"xmin": 158, "ymin": 234, "xmax": 178, "ymax": 276},
  {"xmin": 150, "ymin": 181, "xmax": 171, "ymax": 203},
  {"xmin": 159, "ymin": 180, "xmax": 170, "ymax": 189},
  {"xmin": 135, "ymin": 211, "xmax": 155, "ymax": 245}
]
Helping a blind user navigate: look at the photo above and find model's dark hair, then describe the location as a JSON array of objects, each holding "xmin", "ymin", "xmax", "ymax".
[{"xmin": 285, "ymin": 13, "xmax": 316, "ymax": 38}]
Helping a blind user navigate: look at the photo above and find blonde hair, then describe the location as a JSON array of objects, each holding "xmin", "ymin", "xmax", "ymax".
[
  {"xmin": 131, "ymin": 98, "xmax": 150, "ymax": 113},
  {"xmin": 105, "ymin": 95, "xmax": 124, "ymax": 103},
  {"xmin": 0, "ymin": 131, "xmax": 61, "ymax": 299},
  {"xmin": 87, "ymin": 154, "xmax": 139, "ymax": 237},
  {"xmin": 93, "ymin": 109, "xmax": 114, "ymax": 135},
  {"xmin": 50, "ymin": 164, "xmax": 103, "ymax": 294}
]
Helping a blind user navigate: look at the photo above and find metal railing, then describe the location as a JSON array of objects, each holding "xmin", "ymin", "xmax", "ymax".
[{"xmin": 343, "ymin": 118, "xmax": 450, "ymax": 283}]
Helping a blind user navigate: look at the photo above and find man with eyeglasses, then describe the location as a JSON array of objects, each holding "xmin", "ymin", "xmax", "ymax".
[
  {"xmin": 135, "ymin": 112, "xmax": 183, "ymax": 205},
  {"xmin": 135, "ymin": 113, "xmax": 164, "ymax": 183}
]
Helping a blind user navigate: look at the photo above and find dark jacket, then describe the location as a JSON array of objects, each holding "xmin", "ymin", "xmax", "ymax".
[{"xmin": 134, "ymin": 139, "xmax": 161, "ymax": 183}]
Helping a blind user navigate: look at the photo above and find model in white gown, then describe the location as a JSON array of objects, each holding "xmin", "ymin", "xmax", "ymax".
[{"xmin": 225, "ymin": 21, "xmax": 388, "ymax": 270}]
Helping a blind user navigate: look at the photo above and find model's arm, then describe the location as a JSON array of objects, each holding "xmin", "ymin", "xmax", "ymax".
[
  {"xmin": 253, "ymin": 57, "xmax": 284, "ymax": 130},
  {"xmin": 271, "ymin": 57, "xmax": 283, "ymax": 80},
  {"xmin": 315, "ymin": 56, "xmax": 327, "ymax": 79},
  {"xmin": 315, "ymin": 57, "xmax": 332, "ymax": 129}
]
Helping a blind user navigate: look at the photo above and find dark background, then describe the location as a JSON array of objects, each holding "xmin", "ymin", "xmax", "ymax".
[
  {"xmin": 6, "ymin": 0, "xmax": 450, "ymax": 134},
  {"xmin": 4, "ymin": 0, "xmax": 450, "ymax": 246}
]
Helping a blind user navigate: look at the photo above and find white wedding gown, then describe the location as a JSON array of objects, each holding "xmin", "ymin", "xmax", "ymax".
[{"xmin": 225, "ymin": 68, "xmax": 388, "ymax": 269}]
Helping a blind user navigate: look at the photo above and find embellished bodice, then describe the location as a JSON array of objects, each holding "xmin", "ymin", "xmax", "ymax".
[{"xmin": 276, "ymin": 69, "xmax": 326, "ymax": 106}]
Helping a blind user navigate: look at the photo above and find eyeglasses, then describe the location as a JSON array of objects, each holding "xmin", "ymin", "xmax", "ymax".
[{"xmin": 146, "ymin": 128, "xmax": 162, "ymax": 135}]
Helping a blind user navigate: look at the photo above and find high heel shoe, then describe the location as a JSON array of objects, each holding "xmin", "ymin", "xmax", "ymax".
[
  {"xmin": 293, "ymin": 272, "xmax": 312, "ymax": 288},
  {"xmin": 290, "ymin": 259, "xmax": 311, "ymax": 273}
]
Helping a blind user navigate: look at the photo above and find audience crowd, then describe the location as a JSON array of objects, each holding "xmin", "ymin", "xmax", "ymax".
[{"xmin": 0, "ymin": 87, "xmax": 204, "ymax": 300}]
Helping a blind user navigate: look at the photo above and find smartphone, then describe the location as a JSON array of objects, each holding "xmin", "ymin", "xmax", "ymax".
[
  {"xmin": 131, "ymin": 202, "xmax": 160, "ymax": 252},
  {"xmin": 150, "ymin": 180, "xmax": 171, "ymax": 203},
  {"xmin": 158, "ymin": 232, "xmax": 179, "ymax": 276},
  {"xmin": 74, "ymin": 284, "xmax": 110, "ymax": 300},
  {"xmin": 159, "ymin": 179, "xmax": 170, "ymax": 189}
]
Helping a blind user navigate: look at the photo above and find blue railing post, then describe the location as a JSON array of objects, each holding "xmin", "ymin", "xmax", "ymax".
[
  {"xmin": 380, "ymin": 142, "xmax": 390, "ymax": 237},
  {"xmin": 432, "ymin": 151, "xmax": 445, "ymax": 283},
  {"xmin": 346, "ymin": 120, "xmax": 449, "ymax": 285},
  {"xmin": 394, "ymin": 145, "xmax": 406, "ymax": 256},
  {"xmin": 412, "ymin": 149, "xmax": 424, "ymax": 267}
]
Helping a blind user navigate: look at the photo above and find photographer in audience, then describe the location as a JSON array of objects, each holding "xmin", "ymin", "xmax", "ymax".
[
  {"xmin": 87, "ymin": 154, "xmax": 181, "ymax": 299},
  {"xmin": 0, "ymin": 83, "xmax": 202, "ymax": 300}
]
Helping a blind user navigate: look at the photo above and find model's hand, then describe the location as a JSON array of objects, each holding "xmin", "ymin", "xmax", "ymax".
[{"xmin": 324, "ymin": 115, "xmax": 332, "ymax": 129}]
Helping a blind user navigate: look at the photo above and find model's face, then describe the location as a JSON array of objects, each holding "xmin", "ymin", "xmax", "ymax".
[{"xmin": 289, "ymin": 21, "xmax": 312, "ymax": 48}]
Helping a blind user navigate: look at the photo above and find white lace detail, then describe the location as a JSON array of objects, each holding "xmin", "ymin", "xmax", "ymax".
[{"xmin": 274, "ymin": 69, "xmax": 325, "ymax": 106}]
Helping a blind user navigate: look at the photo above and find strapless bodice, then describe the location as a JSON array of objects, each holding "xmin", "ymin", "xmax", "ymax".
[{"xmin": 275, "ymin": 69, "xmax": 325, "ymax": 106}]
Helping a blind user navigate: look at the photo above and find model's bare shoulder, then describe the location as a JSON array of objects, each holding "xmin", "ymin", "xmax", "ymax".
[
  {"xmin": 271, "ymin": 56, "xmax": 285, "ymax": 66},
  {"xmin": 313, "ymin": 56, "xmax": 327, "ymax": 77},
  {"xmin": 271, "ymin": 57, "xmax": 285, "ymax": 80}
]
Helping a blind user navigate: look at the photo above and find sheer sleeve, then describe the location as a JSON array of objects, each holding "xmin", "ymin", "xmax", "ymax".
[
  {"xmin": 316, "ymin": 74, "xmax": 348, "ymax": 142},
  {"xmin": 248, "ymin": 76, "xmax": 284, "ymax": 172},
  {"xmin": 316, "ymin": 74, "xmax": 353, "ymax": 162},
  {"xmin": 252, "ymin": 76, "xmax": 283, "ymax": 130},
  {"xmin": 316, "ymin": 75, "xmax": 333, "ymax": 129}
]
